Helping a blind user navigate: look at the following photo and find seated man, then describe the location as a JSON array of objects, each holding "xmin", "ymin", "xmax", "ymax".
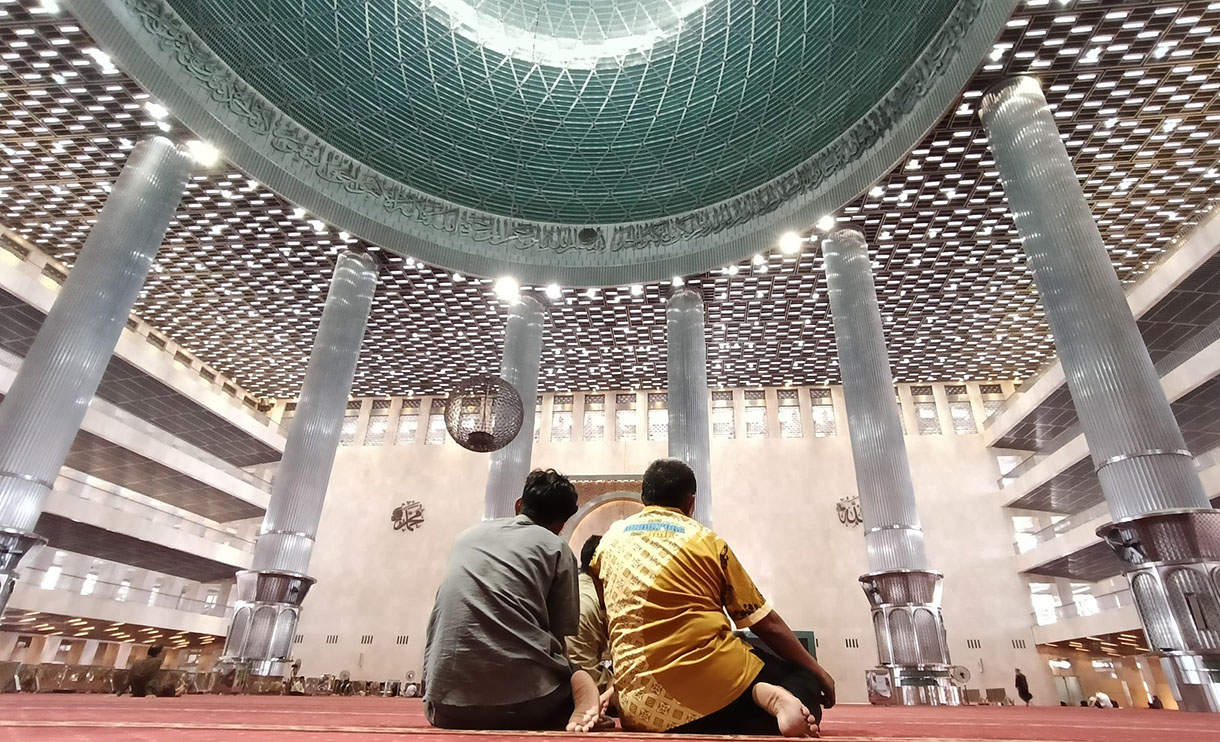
[
  {"xmin": 567, "ymin": 535, "xmax": 612, "ymax": 693},
  {"xmin": 423, "ymin": 468, "xmax": 604, "ymax": 732},
  {"xmin": 592, "ymin": 459, "xmax": 835, "ymax": 737}
]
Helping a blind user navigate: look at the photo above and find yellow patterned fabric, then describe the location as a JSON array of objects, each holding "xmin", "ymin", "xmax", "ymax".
[{"xmin": 591, "ymin": 506, "xmax": 771, "ymax": 732}]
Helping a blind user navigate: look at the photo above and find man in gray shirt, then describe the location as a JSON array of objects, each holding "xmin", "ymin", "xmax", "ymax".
[{"xmin": 424, "ymin": 469, "xmax": 605, "ymax": 731}]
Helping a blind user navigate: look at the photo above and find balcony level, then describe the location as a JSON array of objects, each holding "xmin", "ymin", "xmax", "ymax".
[
  {"xmin": 0, "ymin": 231, "xmax": 285, "ymax": 468},
  {"xmin": 0, "ymin": 348, "xmax": 269, "ymax": 522},
  {"xmin": 984, "ymin": 207, "xmax": 1220, "ymax": 450}
]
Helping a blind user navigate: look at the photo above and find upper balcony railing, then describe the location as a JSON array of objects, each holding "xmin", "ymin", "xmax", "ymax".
[
  {"xmin": 999, "ymin": 316, "xmax": 1220, "ymax": 487},
  {"xmin": 16, "ymin": 567, "xmax": 233, "ymax": 618},
  {"xmin": 1014, "ymin": 501, "xmax": 1111, "ymax": 555},
  {"xmin": 1032, "ymin": 588, "xmax": 1134, "ymax": 627},
  {"xmin": 0, "ymin": 348, "xmax": 273, "ymax": 494},
  {"xmin": 54, "ymin": 468, "xmax": 257, "ymax": 552}
]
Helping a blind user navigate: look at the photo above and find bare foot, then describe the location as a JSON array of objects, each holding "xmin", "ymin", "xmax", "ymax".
[
  {"xmin": 566, "ymin": 670, "xmax": 605, "ymax": 733},
  {"xmin": 753, "ymin": 682, "xmax": 820, "ymax": 738}
]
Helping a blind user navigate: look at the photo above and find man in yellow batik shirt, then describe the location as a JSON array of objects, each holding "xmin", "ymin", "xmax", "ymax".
[{"xmin": 592, "ymin": 459, "xmax": 835, "ymax": 737}]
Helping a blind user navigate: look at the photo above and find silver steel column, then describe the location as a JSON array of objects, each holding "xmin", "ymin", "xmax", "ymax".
[
  {"xmin": 220, "ymin": 249, "xmax": 377, "ymax": 678},
  {"xmin": 0, "ymin": 137, "xmax": 190, "ymax": 614},
  {"xmin": 823, "ymin": 229, "xmax": 959, "ymax": 706},
  {"xmin": 484, "ymin": 295, "xmax": 545, "ymax": 519},
  {"xmin": 981, "ymin": 76, "xmax": 1219, "ymax": 713},
  {"xmin": 667, "ymin": 290, "xmax": 712, "ymax": 526}
]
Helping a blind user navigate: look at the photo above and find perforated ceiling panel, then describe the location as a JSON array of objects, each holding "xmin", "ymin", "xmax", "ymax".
[{"xmin": 2, "ymin": 1, "xmax": 1220, "ymax": 397}]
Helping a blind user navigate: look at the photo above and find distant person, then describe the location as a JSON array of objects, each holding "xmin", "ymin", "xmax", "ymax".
[
  {"xmin": 423, "ymin": 469, "xmax": 607, "ymax": 732},
  {"xmin": 592, "ymin": 458, "xmax": 834, "ymax": 737},
  {"xmin": 1014, "ymin": 668, "xmax": 1032, "ymax": 706},
  {"xmin": 567, "ymin": 535, "xmax": 612, "ymax": 693},
  {"xmin": 1094, "ymin": 691, "xmax": 1113, "ymax": 708},
  {"xmin": 127, "ymin": 645, "xmax": 165, "ymax": 698},
  {"xmin": 1149, "ymin": 695, "xmax": 1163, "ymax": 709}
]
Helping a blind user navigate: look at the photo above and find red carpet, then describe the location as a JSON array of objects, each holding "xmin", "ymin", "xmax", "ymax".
[{"xmin": 0, "ymin": 696, "xmax": 1214, "ymax": 742}]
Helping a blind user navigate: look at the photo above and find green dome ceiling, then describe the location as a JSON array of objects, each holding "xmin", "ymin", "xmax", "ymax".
[
  {"xmin": 69, "ymin": 0, "xmax": 1014, "ymax": 284},
  {"xmin": 168, "ymin": 0, "xmax": 954, "ymax": 224}
]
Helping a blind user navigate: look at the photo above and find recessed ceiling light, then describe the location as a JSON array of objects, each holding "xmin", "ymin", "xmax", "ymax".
[
  {"xmin": 185, "ymin": 140, "xmax": 220, "ymax": 167},
  {"xmin": 545, "ymin": 283, "xmax": 561, "ymax": 300},
  {"xmin": 816, "ymin": 215, "xmax": 836, "ymax": 232},
  {"xmin": 493, "ymin": 276, "xmax": 519, "ymax": 301},
  {"xmin": 778, "ymin": 232, "xmax": 802, "ymax": 254}
]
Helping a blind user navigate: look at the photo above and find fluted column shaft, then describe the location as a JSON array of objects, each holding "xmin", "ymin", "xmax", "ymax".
[
  {"xmin": 484, "ymin": 296, "xmax": 545, "ymax": 519},
  {"xmin": 251, "ymin": 250, "xmax": 378, "ymax": 574},
  {"xmin": 823, "ymin": 230, "xmax": 927, "ymax": 572},
  {"xmin": 980, "ymin": 77, "xmax": 1209, "ymax": 520},
  {"xmin": 0, "ymin": 137, "xmax": 189, "ymax": 532},
  {"xmin": 667, "ymin": 290, "xmax": 712, "ymax": 526}
]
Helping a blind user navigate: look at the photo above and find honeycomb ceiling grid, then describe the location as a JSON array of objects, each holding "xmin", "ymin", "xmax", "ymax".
[{"xmin": 0, "ymin": 0, "xmax": 1219, "ymax": 397}]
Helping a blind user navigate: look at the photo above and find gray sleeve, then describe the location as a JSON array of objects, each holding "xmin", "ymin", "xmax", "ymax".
[{"xmin": 548, "ymin": 546, "xmax": 581, "ymax": 639}]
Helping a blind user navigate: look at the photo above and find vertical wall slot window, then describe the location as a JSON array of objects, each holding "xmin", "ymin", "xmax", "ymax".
[
  {"xmin": 744, "ymin": 390, "xmax": 768, "ymax": 438},
  {"xmin": 616, "ymin": 393, "xmax": 638, "ymax": 441},
  {"xmin": 365, "ymin": 399, "xmax": 392, "ymax": 446},
  {"xmin": 979, "ymin": 383, "xmax": 1006, "ymax": 421},
  {"xmin": 339, "ymin": 399, "xmax": 362, "ymax": 446},
  {"xmin": 583, "ymin": 394, "xmax": 606, "ymax": 442},
  {"xmin": 894, "ymin": 389, "xmax": 908, "ymax": 435},
  {"xmin": 777, "ymin": 389, "xmax": 802, "ymax": 438},
  {"xmin": 534, "ymin": 396, "xmax": 542, "ymax": 442},
  {"xmin": 648, "ymin": 392, "xmax": 668, "ymax": 441},
  {"xmin": 425, "ymin": 398, "xmax": 447, "ymax": 444},
  {"xmin": 945, "ymin": 385, "xmax": 977, "ymax": 435},
  {"xmin": 810, "ymin": 388, "xmax": 836, "ymax": 437},
  {"xmin": 712, "ymin": 390, "xmax": 735, "ymax": 439},
  {"xmin": 911, "ymin": 386, "xmax": 941, "ymax": 436},
  {"xmin": 551, "ymin": 395, "xmax": 574, "ymax": 442},
  {"xmin": 396, "ymin": 399, "xmax": 421, "ymax": 445}
]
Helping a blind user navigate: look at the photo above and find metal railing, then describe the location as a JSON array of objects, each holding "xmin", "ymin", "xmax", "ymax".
[
  {"xmin": 1032, "ymin": 588, "xmax": 1134, "ymax": 626},
  {"xmin": 1014, "ymin": 501, "xmax": 1111, "ymax": 555},
  {"xmin": 0, "ymin": 348, "xmax": 273, "ymax": 493},
  {"xmin": 16, "ymin": 567, "xmax": 233, "ymax": 618},
  {"xmin": 53, "ymin": 468, "xmax": 257, "ymax": 551}
]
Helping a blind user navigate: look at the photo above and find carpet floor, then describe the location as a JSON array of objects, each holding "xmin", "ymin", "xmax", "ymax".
[{"xmin": 0, "ymin": 696, "xmax": 1214, "ymax": 742}]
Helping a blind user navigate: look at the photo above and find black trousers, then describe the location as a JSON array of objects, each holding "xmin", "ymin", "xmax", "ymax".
[
  {"xmin": 671, "ymin": 649, "xmax": 826, "ymax": 736},
  {"xmin": 425, "ymin": 681, "xmax": 575, "ymax": 731}
]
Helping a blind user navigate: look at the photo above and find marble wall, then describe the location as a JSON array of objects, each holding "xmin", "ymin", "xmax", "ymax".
[{"xmin": 292, "ymin": 382, "xmax": 1055, "ymax": 705}]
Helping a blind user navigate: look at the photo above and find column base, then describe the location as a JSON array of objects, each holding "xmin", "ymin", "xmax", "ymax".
[
  {"xmin": 1162, "ymin": 654, "xmax": 1220, "ymax": 713},
  {"xmin": 218, "ymin": 570, "xmax": 315, "ymax": 676},
  {"xmin": 865, "ymin": 665, "xmax": 965, "ymax": 706},
  {"xmin": 1098, "ymin": 509, "xmax": 1220, "ymax": 713},
  {"xmin": 0, "ymin": 527, "xmax": 47, "ymax": 613}
]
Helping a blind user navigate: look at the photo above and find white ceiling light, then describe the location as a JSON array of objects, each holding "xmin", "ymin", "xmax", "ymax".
[
  {"xmin": 493, "ymin": 276, "xmax": 519, "ymax": 301},
  {"xmin": 816, "ymin": 215, "xmax": 836, "ymax": 232},
  {"xmin": 671, "ymin": 276, "xmax": 684, "ymax": 287},
  {"xmin": 145, "ymin": 102, "xmax": 168, "ymax": 119},
  {"xmin": 545, "ymin": 283, "xmax": 561, "ymax": 299},
  {"xmin": 630, "ymin": 284, "xmax": 643, "ymax": 296},
  {"xmin": 778, "ymin": 232, "xmax": 802, "ymax": 254},
  {"xmin": 185, "ymin": 140, "xmax": 220, "ymax": 167}
]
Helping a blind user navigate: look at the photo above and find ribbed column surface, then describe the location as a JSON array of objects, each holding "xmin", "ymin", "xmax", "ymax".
[
  {"xmin": 484, "ymin": 295, "xmax": 546, "ymax": 519},
  {"xmin": 0, "ymin": 136, "xmax": 190, "ymax": 533},
  {"xmin": 252, "ymin": 250, "xmax": 378, "ymax": 573},
  {"xmin": 823, "ymin": 229, "xmax": 928, "ymax": 572},
  {"xmin": 980, "ymin": 77, "xmax": 1210, "ymax": 521},
  {"xmin": 667, "ymin": 289, "xmax": 713, "ymax": 526}
]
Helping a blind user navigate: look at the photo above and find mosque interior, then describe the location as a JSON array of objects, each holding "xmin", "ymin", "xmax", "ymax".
[{"xmin": 2, "ymin": 0, "xmax": 1220, "ymax": 737}]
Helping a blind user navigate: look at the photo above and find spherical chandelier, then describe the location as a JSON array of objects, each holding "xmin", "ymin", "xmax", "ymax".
[{"xmin": 444, "ymin": 375, "xmax": 524, "ymax": 453}]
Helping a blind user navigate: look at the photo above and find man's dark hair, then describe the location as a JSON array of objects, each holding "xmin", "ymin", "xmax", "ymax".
[
  {"xmin": 580, "ymin": 535, "xmax": 602, "ymax": 573},
  {"xmin": 147, "ymin": 645, "xmax": 163, "ymax": 658},
  {"xmin": 641, "ymin": 458, "xmax": 696, "ymax": 508},
  {"xmin": 521, "ymin": 468, "xmax": 578, "ymax": 526}
]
